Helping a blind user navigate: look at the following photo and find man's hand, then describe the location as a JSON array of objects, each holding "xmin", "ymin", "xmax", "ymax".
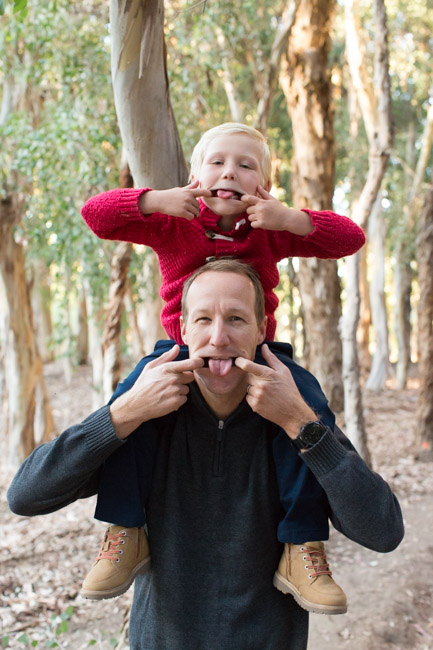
[
  {"xmin": 110, "ymin": 345, "xmax": 204, "ymax": 439},
  {"xmin": 139, "ymin": 181, "xmax": 213, "ymax": 220},
  {"xmin": 235, "ymin": 344, "xmax": 316, "ymax": 439},
  {"xmin": 241, "ymin": 185, "xmax": 314, "ymax": 235}
]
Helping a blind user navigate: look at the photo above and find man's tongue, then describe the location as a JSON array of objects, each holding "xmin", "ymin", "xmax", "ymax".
[
  {"xmin": 208, "ymin": 358, "xmax": 233, "ymax": 376},
  {"xmin": 217, "ymin": 189, "xmax": 236, "ymax": 199}
]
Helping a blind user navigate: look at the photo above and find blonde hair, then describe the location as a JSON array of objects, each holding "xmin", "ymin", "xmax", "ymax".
[{"xmin": 189, "ymin": 122, "xmax": 272, "ymax": 186}]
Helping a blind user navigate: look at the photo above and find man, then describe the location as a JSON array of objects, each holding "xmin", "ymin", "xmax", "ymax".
[{"xmin": 8, "ymin": 259, "xmax": 404, "ymax": 650}]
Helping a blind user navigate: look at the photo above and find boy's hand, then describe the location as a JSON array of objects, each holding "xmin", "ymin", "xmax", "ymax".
[
  {"xmin": 241, "ymin": 186, "xmax": 314, "ymax": 235},
  {"xmin": 139, "ymin": 181, "xmax": 213, "ymax": 220},
  {"xmin": 110, "ymin": 345, "xmax": 204, "ymax": 439},
  {"xmin": 235, "ymin": 344, "xmax": 316, "ymax": 439}
]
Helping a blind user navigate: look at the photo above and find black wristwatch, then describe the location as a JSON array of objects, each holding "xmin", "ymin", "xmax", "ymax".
[{"xmin": 292, "ymin": 420, "xmax": 328, "ymax": 451}]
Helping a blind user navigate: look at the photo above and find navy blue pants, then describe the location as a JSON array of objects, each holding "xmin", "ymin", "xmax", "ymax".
[{"xmin": 95, "ymin": 341, "xmax": 334, "ymax": 543}]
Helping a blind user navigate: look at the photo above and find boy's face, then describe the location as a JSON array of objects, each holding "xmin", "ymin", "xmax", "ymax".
[{"xmin": 194, "ymin": 133, "xmax": 269, "ymax": 219}]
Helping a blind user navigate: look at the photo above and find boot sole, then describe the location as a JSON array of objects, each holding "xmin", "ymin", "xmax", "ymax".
[
  {"xmin": 273, "ymin": 571, "xmax": 347, "ymax": 615},
  {"xmin": 80, "ymin": 556, "xmax": 151, "ymax": 600}
]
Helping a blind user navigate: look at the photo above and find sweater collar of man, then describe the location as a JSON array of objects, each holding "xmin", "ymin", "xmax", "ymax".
[{"xmin": 197, "ymin": 201, "xmax": 251, "ymax": 237}]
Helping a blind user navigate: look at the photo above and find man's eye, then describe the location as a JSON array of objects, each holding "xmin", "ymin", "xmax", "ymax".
[{"xmin": 230, "ymin": 316, "xmax": 243, "ymax": 322}]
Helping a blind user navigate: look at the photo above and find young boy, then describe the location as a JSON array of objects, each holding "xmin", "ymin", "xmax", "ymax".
[{"xmin": 81, "ymin": 123, "xmax": 365, "ymax": 614}]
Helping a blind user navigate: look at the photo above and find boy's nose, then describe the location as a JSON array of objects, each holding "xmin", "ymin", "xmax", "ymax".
[{"xmin": 222, "ymin": 164, "xmax": 237, "ymax": 180}]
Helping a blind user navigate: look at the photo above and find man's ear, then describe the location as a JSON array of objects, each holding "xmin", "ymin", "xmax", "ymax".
[
  {"xmin": 180, "ymin": 315, "xmax": 188, "ymax": 344},
  {"xmin": 257, "ymin": 317, "xmax": 267, "ymax": 345}
]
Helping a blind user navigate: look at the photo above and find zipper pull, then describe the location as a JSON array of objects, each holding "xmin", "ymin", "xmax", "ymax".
[{"xmin": 217, "ymin": 420, "xmax": 224, "ymax": 441}]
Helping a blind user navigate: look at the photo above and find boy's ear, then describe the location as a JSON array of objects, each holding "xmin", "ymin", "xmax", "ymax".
[{"xmin": 264, "ymin": 180, "xmax": 272, "ymax": 192}]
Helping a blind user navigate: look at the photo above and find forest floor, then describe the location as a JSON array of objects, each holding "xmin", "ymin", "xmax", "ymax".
[{"xmin": 1, "ymin": 361, "xmax": 433, "ymax": 650}]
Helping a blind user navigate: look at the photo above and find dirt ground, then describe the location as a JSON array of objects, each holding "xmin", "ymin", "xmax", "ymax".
[{"xmin": 1, "ymin": 362, "xmax": 433, "ymax": 650}]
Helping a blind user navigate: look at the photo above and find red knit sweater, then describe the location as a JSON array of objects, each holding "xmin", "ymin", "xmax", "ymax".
[{"xmin": 82, "ymin": 189, "xmax": 365, "ymax": 343}]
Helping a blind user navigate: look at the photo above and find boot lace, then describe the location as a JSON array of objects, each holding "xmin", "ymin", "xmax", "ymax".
[
  {"xmin": 301, "ymin": 545, "xmax": 332, "ymax": 579},
  {"xmin": 96, "ymin": 529, "xmax": 126, "ymax": 563}
]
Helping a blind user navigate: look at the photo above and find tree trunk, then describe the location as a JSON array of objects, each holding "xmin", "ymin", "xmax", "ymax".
[
  {"xmin": 109, "ymin": 0, "xmax": 189, "ymax": 362},
  {"xmin": 102, "ymin": 240, "xmax": 133, "ymax": 402},
  {"xmin": 394, "ymin": 103, "xmax": 433, "ymax": 387},
  {"xmin": 280, "ymin": 0, "xmax": 344, "ymax": 411},
  {"xmin": 84, "ymin": 280, "xmax": 105, "ymax": 411},
  {"xmin": 77, "ymin": 282, "xmax": 89, "ymax": 365},
  {"xmin": 29, "ymin": 259, "xmax": 54, "ymax": 363},
  {"xmin": 125, "ymin": 280, "xmax": 146, "ymax": 360},
  {"xmin": 136, "ymin": 251, "xmax": 166, "ymax": 353},
  {"xmin": 214, "ymin": 25, "xmax": 244, "ymax": 123},
  {"xmin": 254, "ymin": 0, "xmax": 300, "ymax": 133},
  {"xmin": 100, "ymin": 160, "xmax": 134, "ymax": 401},
  {"xmin": 339, "ymin": 252, "xmax": 371, "ymax": 461},
  {"xmin": 394, "ymin": 260, "xmax": 412, "ymax": 388},
  {"xmin": 365, "ymin": 198, "xmax": 391, "ymax": 391},
  {"xmin": 416, "ymin": 187, "xmax": 433, "ymax": 453},
  {"xmin": 110, "ymin": 0, "xmax": 188, "ymax": 189},
  {"xmin": 341, "ymin": 0, "xmax": 392, "ymax": 450},
  {"xmin": 358, "ymin": 245, "xmax": 371, "ymax": 374},
  {"xmin": 0, "ymin": 196, "xmax": 54, "ymax": 466}
]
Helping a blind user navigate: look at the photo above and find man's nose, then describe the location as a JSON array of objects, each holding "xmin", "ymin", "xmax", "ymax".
[{"xmin": 209, "ymin": 320, "xmax": 230, "ymax": 346}]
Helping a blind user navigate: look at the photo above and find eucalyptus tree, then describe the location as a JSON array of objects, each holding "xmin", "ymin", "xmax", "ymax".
[
  {"xmin": 416, "ymin": 186, "xmax": 433, "ymax": 452},
  {"xmin": 0, "ymin": 0, "xmax": 121, "ymax": 460}
]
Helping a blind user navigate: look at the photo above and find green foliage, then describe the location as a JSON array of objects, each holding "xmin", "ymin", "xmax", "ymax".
[
  {"xmin": 0, "ymin": 0, "xmax": 28, "ymax": 17},
  {"xmin": 0, "ymin": 0, "xmax": 120, "ymax": 343},
  {"xmin": 1, "ymin": 0, "xmax": 432, "ymax": 359}
]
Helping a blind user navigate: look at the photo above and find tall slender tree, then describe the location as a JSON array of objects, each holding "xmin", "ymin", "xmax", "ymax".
[{"xmin": 279, "ymin": 0, "xmax": 344, "ymax": 411}]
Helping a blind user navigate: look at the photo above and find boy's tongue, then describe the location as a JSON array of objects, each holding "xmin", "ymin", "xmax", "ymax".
[
  {"xmin": 217, "ymin": 189, "xmax": 236, "ymax": 199},
  {"xmin": 208, "ymin": 358, "xmax": 233, "ymax": 376}
]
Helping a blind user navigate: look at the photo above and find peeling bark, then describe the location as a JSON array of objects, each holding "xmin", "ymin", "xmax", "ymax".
[
  {"xmin": 0, "ymin": 196, "xmax": 54, "ymax": 466},
  {"xmin": 416, "ymin": 187, "xmax": 433, "ymax": 451},
  {"xmin": 280, "ymin": 0, "xmax": 344, "ymax": 411},
  {"xmin": 341, "ymin": 0, "xmax": 392, "ymax": 453}
]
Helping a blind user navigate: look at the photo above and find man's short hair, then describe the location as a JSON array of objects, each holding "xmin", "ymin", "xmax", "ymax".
[
  {"xmin": 181, "ymin": 258, "xmax": 265, "ymax": 325},
  {"xmin": 189, "ymin": 122, "xmax": 272, "ymax": 187}
]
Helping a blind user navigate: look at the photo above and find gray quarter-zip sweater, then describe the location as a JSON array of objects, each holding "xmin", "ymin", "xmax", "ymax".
[{"xmin": 8, "ymin": 384, "xmax": 404, "ymax": 650}]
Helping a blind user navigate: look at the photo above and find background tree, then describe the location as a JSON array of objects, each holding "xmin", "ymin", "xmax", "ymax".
[
  {"xmin": 279, "ymin": 0, "xmax": 344, "ymax": 411},
  {"xmin": 416, "ymin": 186, "xmax": 433, "ymax": 454}
]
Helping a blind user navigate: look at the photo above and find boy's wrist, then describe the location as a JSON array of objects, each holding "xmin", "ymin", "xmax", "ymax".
[
  {"xmin": 139, "ymin": 189, "xmax": 160, "ymax": 215},
  {"xmin": 282, "ymin": 207, "xmax": 314, "ymax": 236}
]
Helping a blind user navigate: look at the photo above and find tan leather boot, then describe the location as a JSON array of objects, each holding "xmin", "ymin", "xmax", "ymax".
[
  {"xmin": 80, "ymin": 525, "xmax": 151, "ymax": 600},
  {"xmin": 273, "ymin": 541, "xmax": 347, "ymax": 614}
]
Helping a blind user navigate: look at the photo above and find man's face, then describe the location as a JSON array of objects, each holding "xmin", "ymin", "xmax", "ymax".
[
  {"xmin": 194, "ymin": 133, "xmax": 267, "ymax": 219},
  {"xmin": 180, "ymin": 271, "xmax": 267, "ymax": 413}
]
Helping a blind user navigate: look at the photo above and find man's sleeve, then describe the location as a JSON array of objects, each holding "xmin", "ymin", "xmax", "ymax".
[
  {"xmin": 300, "ymin": 426, "xmax": 404, "ymax": 552},
  {"xmin": 7, "ymin": 406, "xmax": 124, "ymax": 517}
]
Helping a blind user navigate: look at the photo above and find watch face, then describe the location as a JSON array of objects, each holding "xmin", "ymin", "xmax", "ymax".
[{"xmin": 300, "ymin": 421, "xmax": 327, "ymax": 446}]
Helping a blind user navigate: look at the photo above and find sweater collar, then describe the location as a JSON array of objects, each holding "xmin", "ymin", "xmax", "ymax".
[{"xmin": 197, "ymin": 200, "xmax": 251, "ymax": 238}]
